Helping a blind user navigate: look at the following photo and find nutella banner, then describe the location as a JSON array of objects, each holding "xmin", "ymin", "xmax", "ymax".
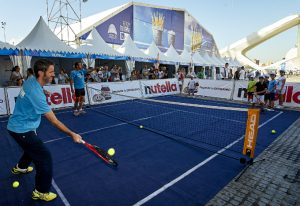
[
  {"xmin": 87, "ymin": 81, "xmax": 141, "ymax": 105},
  {"xmin": 233, "ymin": 80, "xmax": 300, "ymax": 108},
  {"xmin": 43, "ymin": 84, "xmax": 88, "ymax": 109},
  {"xmin": 0, "ymin": 88, "xmax": 8, "ymax": 115},
  {"xmin": 6, "ymin": 85, "xmax": 88, "ymax": 113},
  {"xmin": 183, "ymin": 79, "xmax": 234, "ymax": 99},
  {"xmin": 140, "ymin": 78, "xmax": 179, "ymax": 97}
]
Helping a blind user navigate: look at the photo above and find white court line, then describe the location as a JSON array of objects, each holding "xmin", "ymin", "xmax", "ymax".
[
  {"xmin": 52, "ymin": 179, "xmax": 70, "ymax": 206},
  {"xmin": 133, "ymin": 111, "xmax": 284, "ymax": 206},
  {"xmin": 44, "ymin": 111, "xmax": 176, "ymax": 144}
]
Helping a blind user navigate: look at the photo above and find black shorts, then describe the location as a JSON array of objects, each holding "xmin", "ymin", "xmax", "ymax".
[
  {"xmin": 264, "ymin": 93, "xmax": 270, "ymax": 101},
  {"xmin": 269, "ymin": 93, "xmax": 275, "ymax": 101},
  {"xmin": 75, "ymin": 88, "xmax": 85, "ymax": 97}
]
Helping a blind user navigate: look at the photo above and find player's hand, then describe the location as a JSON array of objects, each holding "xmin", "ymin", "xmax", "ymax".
[{"xmin": 71, "ymin": 133, "xmax": 82, "ymax": 143}]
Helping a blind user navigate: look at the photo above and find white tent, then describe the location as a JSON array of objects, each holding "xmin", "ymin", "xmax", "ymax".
[
  {"xmin": 192, "ymin": 52, "xmax": 208, "ymax": 66},
  {"xmin": 143, "ymin": 41, "xmax": 174, "ymax": 64},
  {"xmin": 202, "ymin": 52, "xmax": 218, "ymax": 66},
  {"xmin": 164, "ymin": 45, "xmax": 183, "ymax": 63},
  {"xmin": 211, "ymin": 54, "xmax": 224, "ymax": 67},
  {"xmin": 18, "ymin": 17, "xmax": 80, "ymax": 55},
  {"xmin": 179, "ymin": 47, "xmax": 192, "ymax": 65},
  {"xmin": 17, "ymin": 16, "xmax": 85, "ymax": 70},
  {"xmin": 78, "ymin": 28, "xmax": 125, "ymax": 67},
  {"xmin": 78, "ymin": 28, "xmax": 122, "ymax": 57},
  {"xmin": 117, "ymin": 35, "xmax": 153, "ymax": 62}
]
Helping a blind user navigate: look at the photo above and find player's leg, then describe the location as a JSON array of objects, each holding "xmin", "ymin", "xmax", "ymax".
[
  {"xmin": 8, "ymin": 130, "xmax": 56, "ymax": 201},
  {"xmin": 78, "ymin": 89, "xmax": 86, "ymax": 114},
  {"xmin": 8, "ymin": 131, "xmax": 34, "ymax": 174},
  {"xmin": 74, "ymin": 89, "xmax": 81, "ymax": 116}
]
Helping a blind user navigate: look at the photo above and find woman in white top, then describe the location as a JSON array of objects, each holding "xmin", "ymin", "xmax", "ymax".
[
  {"xmin": 276, "ymin": 69, "xmax": 286, "ymax": 108},
  {"xmin": 58, "ymin": 68, "xmax": 69, "ymax": 84}
]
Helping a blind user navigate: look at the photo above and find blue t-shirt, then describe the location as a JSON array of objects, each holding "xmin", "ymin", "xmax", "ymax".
[
  {"xmin": 268, "ymin": 79, "xmax": 277, "ymax": 93},
  {"xmin": 7, "ymin": 77, "xmax": 51, "ymax": 133},
  {"xmin": 70, "ymin": 69, "xmax": 86, "ymax": 89}
]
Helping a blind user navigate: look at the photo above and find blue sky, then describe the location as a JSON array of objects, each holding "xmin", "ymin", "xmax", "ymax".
[{"xmin": 0, "ymin": 0, "xmax": 299, "ymax": 63}]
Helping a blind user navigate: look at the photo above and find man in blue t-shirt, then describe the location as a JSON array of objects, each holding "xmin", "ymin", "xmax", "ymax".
[
  {"xmin": 266, "ymin": 72, "xmax": 277, "ymax": 109},
  {"xmin": 70, "ymin": 62, "xmax": 87, "ymax": 116},
  {"xmin": 7, "ymin": 59, "xmax": 82, "ymax": 202}
]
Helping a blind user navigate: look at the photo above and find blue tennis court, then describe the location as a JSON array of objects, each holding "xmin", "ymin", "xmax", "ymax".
[{"xmin": 0, "ymin": 95, "xmax": 299, "ymax": 206}]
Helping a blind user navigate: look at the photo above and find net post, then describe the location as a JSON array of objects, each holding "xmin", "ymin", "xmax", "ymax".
[{"xmin": 242, "ymin": 108, "xmax": 260, "ymax": 159}]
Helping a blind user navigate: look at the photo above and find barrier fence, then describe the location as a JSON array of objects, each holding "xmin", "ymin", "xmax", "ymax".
[{"xmin": 1, "ymin": 78, "xmax": 300, "ymax": 116}]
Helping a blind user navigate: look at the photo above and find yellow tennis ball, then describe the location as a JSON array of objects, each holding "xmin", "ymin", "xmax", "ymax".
[
  {"xmin": 107, "ymin": 148, "xmax": 115, "ymax": 156},
  {"xmin": 12, "ymin": 181, "xmax": 19, "ymax": 188},
  {"xmin": 271, "ymin": 130, "xmax": 276, "ymax": 134},
  {"xmin": 139, "ymin": 125, "xmax": 144, "ymax": 129}
]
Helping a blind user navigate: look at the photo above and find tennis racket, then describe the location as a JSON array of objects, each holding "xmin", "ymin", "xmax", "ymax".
[{"xmin": 81, "ymin": 140, "xmax": 118, "ymax": 167}]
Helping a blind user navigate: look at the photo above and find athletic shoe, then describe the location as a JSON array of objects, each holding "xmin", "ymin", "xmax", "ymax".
[
  {"xmin": 11, "ymin": 165, "xmax": 34, "ymax": 174},
  {"xmin": 79, "ymin": 109, "xmax": 86, "ymax": 114},
  {"xmin": 32, "ymin": 189, "xmax": 57, "ymax": 201},
  {"xmin": 73, "ymin": 110, "xmax": 80, "ymax": 116}
]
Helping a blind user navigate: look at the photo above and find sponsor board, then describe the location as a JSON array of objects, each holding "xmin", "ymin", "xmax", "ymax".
[
  {"xmin": 87, "ymin": 81, "xmax": 141, "ymax": 105},
  {"xmin": 0, "ymin": 88, "xmax": 8, "ymax": 115},
  {"xmin": 183, "ymin": 79, "xmax": 234, "ymax": 99},
  {"xmin": 7, "ymin": 85, "xmax": 88, "ymax": 113},
  {"xmin": 243, "ymin": 109, "xmax": 260, "ymax": 158},
  {"xmin": 233, "ymin": 80, "xmax": 300, "ymax": 108},
  {"xmin": 141, "ymin": 78, "xmax": 179, "ymax": 97}
]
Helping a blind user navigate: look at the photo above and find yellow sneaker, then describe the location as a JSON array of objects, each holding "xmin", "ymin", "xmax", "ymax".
[
  {"xmin": 32, "ymin": 189, "xmax": 57, "ymax": 201},
  {"xmin": 11, "ymin": 165, "xmax": 34, "ymax": 174}
]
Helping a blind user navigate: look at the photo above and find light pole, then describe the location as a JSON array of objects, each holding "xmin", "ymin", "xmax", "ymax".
[{"xmin": 1, "ymin": 21, "xmax": 6, "ymax": 43}]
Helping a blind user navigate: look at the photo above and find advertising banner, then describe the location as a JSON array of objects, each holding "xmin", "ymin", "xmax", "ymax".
[
  {"xmin": 233, "ymin": 80, "xmax": 300, "ymax": 108},
  {"xmin": 184, "ymin": 13, "xmax": 218, "ymax": 55},
  {"xmin": 183, "ymin": 79, "xmax": 234, "ymax": 99},
  {"xmin": 81, "ymin": 6, "xmax": 133, "ymax": 45},
  {"xmin": 87, "ymin": 81, "xmax": 141, "ymax": 105},
  {"xmin": 141, "ymin": 78, "xmax": 179, "ymax": 97},
  {"xmin": 133, "ymin": 5, "xmax": 184, "ymax": 52},
  {"xmin": 0, "ymin": 88, "xmax": 7, "ymax": 115},
  {"xmin": 7, "ymin": 85, "xmax": 88, "ymax": 113}
]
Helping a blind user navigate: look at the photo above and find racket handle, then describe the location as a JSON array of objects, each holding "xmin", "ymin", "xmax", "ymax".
[{"xmin": 80, "ymin": 139, "xmax": 86, "ymax": 144}]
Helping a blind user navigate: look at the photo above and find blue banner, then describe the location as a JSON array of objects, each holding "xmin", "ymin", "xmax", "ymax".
[
  {"xmin": 24, "ymin": 50, "xmax": 86, "ymax": 58},
  {"xmin": 90, "ymin": 54, "xmax": 128, "ymax": 60},
  {"xmin": 0, "ymin": 48, "xmax": 19, "ymax": 56}
]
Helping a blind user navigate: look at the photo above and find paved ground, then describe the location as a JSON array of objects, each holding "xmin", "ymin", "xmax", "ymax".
[{"xmin": 206, "ymin": 117, "xmax": 300, "ymax": 206}]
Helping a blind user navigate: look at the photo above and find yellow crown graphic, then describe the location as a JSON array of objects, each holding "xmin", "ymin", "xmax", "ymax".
[
  {"xmin": 191, "ymin": 24, "xmax": 202, "ymax": 52},
  {"xmin": 152, "ymin": 12, "xmax": 165, "ymax": 31}
]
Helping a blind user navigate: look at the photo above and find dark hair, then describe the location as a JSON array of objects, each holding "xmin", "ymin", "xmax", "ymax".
[
  {"xmin": 27, "ymin": 68, "xmax": 34, "ymax": 75},
  {"xmin": 74, "ymin": 62, "xmax": 81, "ymax": 68},
  {"xmin": 34, "ymin": 59, "xmax": 54, "ymax": 78}
]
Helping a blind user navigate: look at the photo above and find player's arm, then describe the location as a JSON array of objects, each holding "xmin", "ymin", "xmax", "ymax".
[{"xmin": 44, "ymin": 111, "xmax": 82, "ymax": 143}]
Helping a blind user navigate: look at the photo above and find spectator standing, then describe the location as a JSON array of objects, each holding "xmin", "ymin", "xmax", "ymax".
[
  {"xmin": 276, "ymin": 69, "xmax": 286, "ymax": 108},
  {"xmin": 188, "ymin": 76, "xmax": 196, "ymax": 96},
  {"xmin": 239, "ymin": 66, "xmax": 245, "ymax": 80},
  {"xmin": 10, "ymin": 66, "xmax": 23, "ymax": 85},
  {"xmin": 266, "ymin": 72, "xmax": 277, "ymax": 110},
  {"xmin": 57, "ymin": 68, "xmax": 69, "ymax": 84}
]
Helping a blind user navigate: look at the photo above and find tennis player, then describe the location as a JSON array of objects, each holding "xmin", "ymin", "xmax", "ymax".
[
  {"xmin": 7, "ymin": 59, "xmax": 82, "ymax": 201},
  {"xmin": 276, "ymin": 69, "xmax": 286, "ymax": 108},
  {"xmin": 266, "ymin": 72, "xmax": 277, "ymax": 110},
  {"xmin": 70, "ymin": 62, "xmax": 87, "ymax": 116},
  {"xmin": 253, "ymin": 75, "xmax": 268, "ymax": 108}
]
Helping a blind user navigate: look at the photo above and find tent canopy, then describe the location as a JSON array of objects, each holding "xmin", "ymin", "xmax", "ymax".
[
  {"xmin": 117, "ymin": 35, "xmax": 154, "ymax": 62},
  {"xmin": 144, "ymin": 41, "xmax": 175, "ymax": 64},
  {"xmin": 17, "ymin": 17, "xmax": 85, "ymax": 58},
  {"xmin": 79, "ymin": 28, "xmax": 126, "ymax": 60},
  {"xmin": 0, "ymin": 41, "xmax": 19, "ymax": 55},
  {"xmin": 179, "ymin": 47, "xmax": 192, "ymax": 65},
  {"xmin": 192, "ymin": 52, "xmax": 209, "ymax": 66},
  {"xmin": 202, "ymin": 52, "xmax": 217, "ymax": 66},
  {"xmin": 164, "ymin": 45, "xmax": 183, "ymax": 63}
]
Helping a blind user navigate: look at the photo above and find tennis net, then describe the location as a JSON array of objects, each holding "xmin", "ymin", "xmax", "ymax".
[{"xmin": 86, "ymin": 86, "xmax": 256, "ymax": 159}]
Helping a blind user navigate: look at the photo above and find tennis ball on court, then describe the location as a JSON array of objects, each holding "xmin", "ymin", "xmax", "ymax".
[
  {"xmin": 271, "ymin": 130, "xmax": 276, "ymax": 134},
  {"xmin": 139, "ymin": 125, "xmax": 144, "ymax": 129},
  {"xmin": 12, "ymin": 181, "xmax": 19, "ymax": 188},
  {"xmin": 107, "ymin": 148, "xmax": 115, "ymax": 156}
]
